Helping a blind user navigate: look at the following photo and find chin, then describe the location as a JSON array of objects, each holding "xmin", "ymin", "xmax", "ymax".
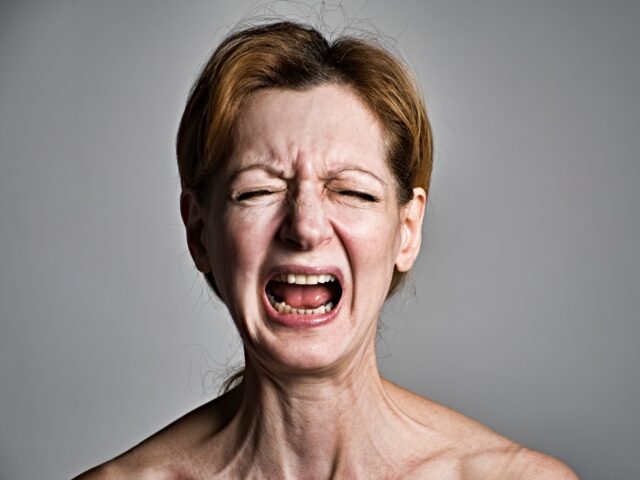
[{"xmin": 246, "ymin": 310, "xmax": 368, "ymax": 376}]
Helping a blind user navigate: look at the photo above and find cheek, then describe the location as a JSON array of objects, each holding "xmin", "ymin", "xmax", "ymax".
[
  {"xmin": 208, "ymin": 206, "xmax": 280, "ymax": 298},
  {"xmin": 332, "ymin": 206, "xmax": 402, "ymax": 273}
]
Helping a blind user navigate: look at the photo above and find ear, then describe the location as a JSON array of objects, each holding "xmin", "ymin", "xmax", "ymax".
[
  {"xmin": 180, "ymin": 189, "xmax": 212, "ymax": 273},
  {"xmin": 395, "ymin": 187, "xmax": 426, "ymax": 272}
]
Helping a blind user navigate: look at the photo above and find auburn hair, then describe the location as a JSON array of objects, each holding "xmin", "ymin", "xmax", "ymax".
[{"xmin": 177, "ymin": 20, "xmax": 433, "ymax": 299}]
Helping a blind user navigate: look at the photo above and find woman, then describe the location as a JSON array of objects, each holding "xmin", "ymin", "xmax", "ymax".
[{"xmin": 77, "ymin": 21, "xmax": 577, "ymax": 479}]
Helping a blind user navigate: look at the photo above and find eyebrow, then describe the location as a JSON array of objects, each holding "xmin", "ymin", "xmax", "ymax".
[
  {"xmin": 228, "ymin": 163, "xmax": 285, "ymax": 183},
  {"xmin": 327, "ymin": 166, "xmax": 388, "ymax": 187},
  {"xmin": 228, "ymin": 162, "xmax": 388, "ymax": 187}
]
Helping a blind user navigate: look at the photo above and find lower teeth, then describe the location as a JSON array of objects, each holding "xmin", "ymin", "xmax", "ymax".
[{"xmin": 267, "ymin": 294, "xmax": 334, "ymax": 315}]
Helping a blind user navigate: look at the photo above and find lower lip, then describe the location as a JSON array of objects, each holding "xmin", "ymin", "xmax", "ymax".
[{"xmin": 262, "ymin": 291, "xmax": 341, "ymax": 329}]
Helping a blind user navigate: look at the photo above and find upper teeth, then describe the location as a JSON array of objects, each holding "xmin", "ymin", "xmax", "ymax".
[{"xmin": 272, "ymin": 273, "xmax": 336, "ymax": 285}]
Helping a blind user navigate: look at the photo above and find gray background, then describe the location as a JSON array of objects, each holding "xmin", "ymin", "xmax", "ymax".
[{"xmin": 1, "ymin": 1, "xmax": 638, "ymax": 479}]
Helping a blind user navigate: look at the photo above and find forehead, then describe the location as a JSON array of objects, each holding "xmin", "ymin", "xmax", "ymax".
[{"xmin": 229, "ymin": 84, "xmax": 388, "ymax": 174}]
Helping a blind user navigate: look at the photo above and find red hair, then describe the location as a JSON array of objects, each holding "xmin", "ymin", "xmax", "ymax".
[{"xmin": 177, "ymin": 21, "xmax": 432, "ymax": 298}]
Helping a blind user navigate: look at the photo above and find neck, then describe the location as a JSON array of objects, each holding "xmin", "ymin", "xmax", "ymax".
[{"xmin": 214, "ymin": 345, "xmax": 425, "ymax": 479}]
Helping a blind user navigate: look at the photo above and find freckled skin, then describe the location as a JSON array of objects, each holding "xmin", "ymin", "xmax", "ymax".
[{"xmin": 74, "ymin": 85, "xmax": 578, "ymax": 480}]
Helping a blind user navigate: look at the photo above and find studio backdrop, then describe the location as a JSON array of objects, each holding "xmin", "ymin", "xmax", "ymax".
[{"xmin": 0, "ymin": 1, "xmax": 639, "ymax": 479}]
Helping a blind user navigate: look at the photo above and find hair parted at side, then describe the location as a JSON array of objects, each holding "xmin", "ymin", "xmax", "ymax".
[{"xmin": 177, "ymin": 20, "xmax": 433, "ymax": 299}]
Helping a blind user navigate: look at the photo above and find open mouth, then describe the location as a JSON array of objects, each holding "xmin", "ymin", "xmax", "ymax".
[{"xmin": 265, "ymin": 272, "xmax": 343, "ymax": 315}]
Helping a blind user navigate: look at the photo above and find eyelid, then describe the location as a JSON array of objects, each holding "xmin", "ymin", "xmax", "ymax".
[
  {"xmin": 230, "ymin": 173, "xmax": 287, "ymax": 201},
  {"xmin": 326, "ymin": 177, "xmax": 380, "ymax": 199},
  {"xmin": 233, "ymin": 188, "xmax": 284, "ymax": 201},
  {"xmin": 334, "ymin": 189, "xmax": 379, "ymax": 202},
  {"xmin": 235, "ymin": 189, "xmax": 270, "ymax": 201},
  {"xmin": 231, "ymin": 187, "xmax": 285, "ymax": 202}
]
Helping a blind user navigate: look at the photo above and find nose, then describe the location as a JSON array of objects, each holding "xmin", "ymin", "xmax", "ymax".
[{"xmin": 279, "ymin": 184, "xmax": 332, "ymax": 251}]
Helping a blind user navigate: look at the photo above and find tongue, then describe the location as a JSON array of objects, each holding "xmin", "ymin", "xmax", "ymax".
[{"xmin": 269, "ymin": 283, "xmax": 333, "ymax": 309}]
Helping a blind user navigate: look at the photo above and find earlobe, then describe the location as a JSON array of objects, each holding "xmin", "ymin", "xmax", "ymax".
[
  {"xmin": 180, "ymin": 189, "xmax": 212, "ymax": 273},
  {"xmin": 395, "ymin": 187, "xmax": 426, "ymax": 272}
]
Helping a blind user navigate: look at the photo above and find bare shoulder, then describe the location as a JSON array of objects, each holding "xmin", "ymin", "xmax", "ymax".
[
  {"xmin": 73, "ymin": 388, "xmax": 241, "ymax": 480},
  {"xmin": 494, "ymin": 448, "xmax": 579, "ymax": 480},
  {"xmin": 72, "ymin": 461, "xmax": 156, "ymax": 480},
  {"xmin": 382, "ymin": 379, "xmax": 578, "ymax": 479},
  {"xmin": 383, "ymin": 378, "xmax": 513, "ymax": 448},
  {"xmin": 463, "ymin": 447, "xmax": 579, "ymax": 479},
  {"xmin": 73, "ymin": 457, "xmax": 192, "ymax": 480},
  {"xmin": 71, "ymin": 431, "xmax": 191, "ymax": 480}
]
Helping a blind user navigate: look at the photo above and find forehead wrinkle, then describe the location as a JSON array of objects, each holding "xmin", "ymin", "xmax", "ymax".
[
  {"xmin": 286, "ymin": 124, "xmax": 385, "ymax": 182},
  {"xmin": 228, "ymin": 128, "xmax": 290, "ymax": 180},
  {"xmin": 227, "ymin": 162, "xmax": 284, "ymax": 184},
  {"xmin": 231, "ymin": 84, "xmax": 390, "ymax": 183}
]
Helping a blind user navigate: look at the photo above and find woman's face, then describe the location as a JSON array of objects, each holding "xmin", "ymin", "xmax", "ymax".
[{"xmin": 186, "ymin": 84, "xmax": 425, "ymax": 373}]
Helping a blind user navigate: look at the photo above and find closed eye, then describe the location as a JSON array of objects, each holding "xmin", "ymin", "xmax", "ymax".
[
  {"xmin": 236, "ymin": 189, "xmax": 274, "ymax": 201},
  {"xmin": 338, "ymin": 190, "xmax": 378, "ymax": 202}
]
